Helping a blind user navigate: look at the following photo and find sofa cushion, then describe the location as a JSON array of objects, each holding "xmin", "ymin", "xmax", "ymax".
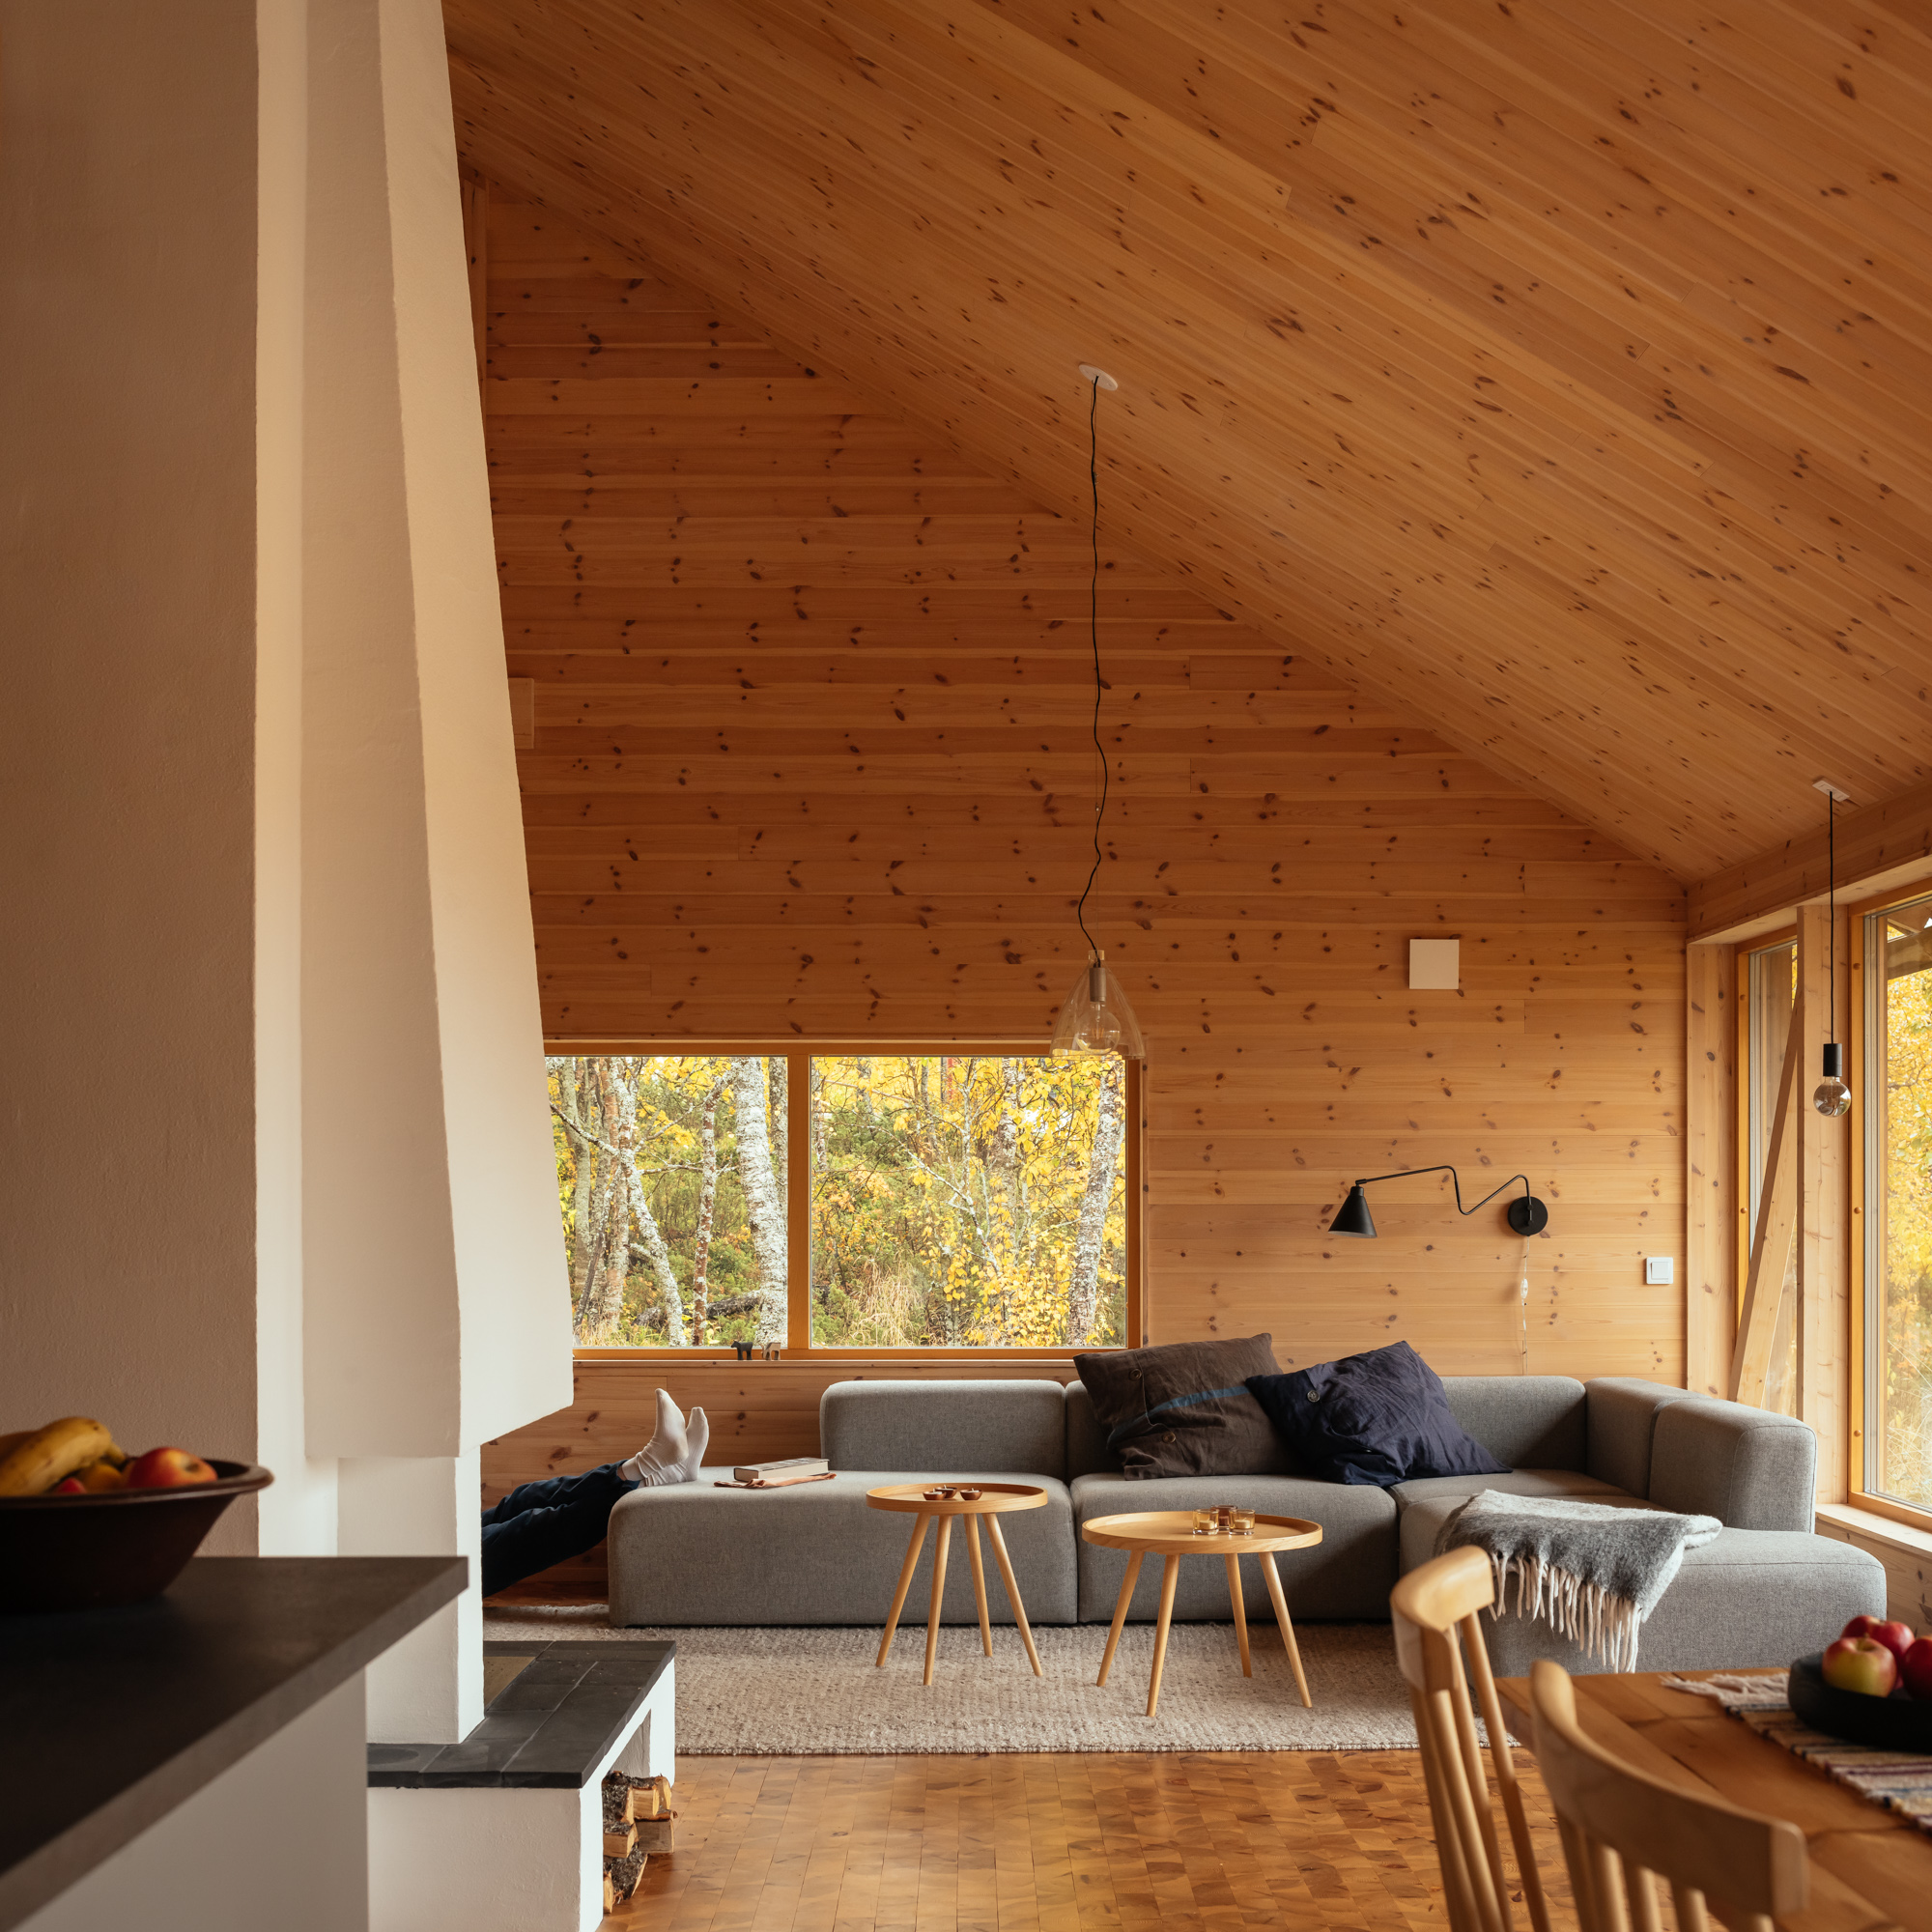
[
  {"xmin": 1439, "ymin": 1376, "xmax": 1587, "ymax": 1469},
  {"xmin": 1584, "ymin": 1378, "xmax": 1696, "ymax": 1496},
  {"xmin": 1393, "ymin": 1470, "xmax": 1634, "ymax": 1574},
  {"xmin": 1069, "ymin": 1471, "xmax": 1396, "ymax": 1621},
  {"xmin": 1065, "ymin": 1380, "xmax": 1115, "ymax": 1479},
  {"xmin": 607, "ymin": 1469, "xmax": 1078, "ymax": 1627},
  {"xmin": 1073, "ymin": 1335, "xmax": 1290, "ymax": 1480},
  {"xmin": 820, "ymin": 1378, "xmax": 1068, "ymax": 1480},
  {"xmin": 1471, "ymin": 1528, "xmax": 1885, "ymax": 1677},
  {"xmin": 1649, "ymin": 1397, "xmax": 1817, "ymax": 1531},
  {"xmin": 1248, "ymin": 1343, "xmax": 1510, "ymax": 1488}
]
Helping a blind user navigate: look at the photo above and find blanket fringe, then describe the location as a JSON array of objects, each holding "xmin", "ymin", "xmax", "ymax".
[{"xmin": 1487, "ymin": 1551, "xmax": 1641, "ymax": 1673}]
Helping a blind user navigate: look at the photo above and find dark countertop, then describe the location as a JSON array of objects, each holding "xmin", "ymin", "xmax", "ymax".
[
  {"xmin": 369, "ymin": 1638, "xmax": 674, "ymax": 1788},
  {"xmin": 0, "ymin": 1554, "xmax": 464, "ymax": 1932}
]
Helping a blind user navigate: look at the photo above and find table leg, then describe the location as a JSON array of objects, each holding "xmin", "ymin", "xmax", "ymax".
[
  {"xmin": 1096, "ymin": 1549, "xmax": 1144, "ymax": 1687},
  {"xmin": 1147, "ymin": 1554, "xmax": 1180, "ymax": 1719},
  {"xmin": 966, "ymin": 1515, "xmax": 993, "ymax": 1657},
  {"xmin": 876, "ymin": 1513, "xmax": 931, "ymax": 1667},
  {"xmin": 1225, "ymin": 1553, "xmax": 1253, "ymax": 1677},
  {"xmin": 923, "ymin": 1514, "xmax": 953, "ymax": 1687},
  {"xmin": 1261, "ymin": 1551, "xmax": 1311, "ymax": 1708},
  {"xmin": 982, "ymin": 1514, "xmax": 1042, "ymax": 1677}
]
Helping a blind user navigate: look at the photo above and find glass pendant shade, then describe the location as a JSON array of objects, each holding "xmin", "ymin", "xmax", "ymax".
[
  {"xmin": 1050, "ymin": 952, "xmax": 1145, "ymax": 1059},
  {"xmin": 1329, "ymin": 1185, "xmax": 1377, "ymax": 1238},
  {"xmin": 1814, "ymin": 1040, "xmax": 1851, "ymax": 1119}
]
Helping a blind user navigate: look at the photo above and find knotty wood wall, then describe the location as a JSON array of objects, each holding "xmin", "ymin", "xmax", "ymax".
[{"xmin": 477, "ymin": 190, "xmax": 1688, "ymax": 1589}]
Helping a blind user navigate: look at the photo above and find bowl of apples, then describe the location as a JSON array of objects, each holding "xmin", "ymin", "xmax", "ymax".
[
  {"xmin": 1789, "ymin": 1616, "xmax": 1932, "ymax": 1749},
  {"xmin": 0, "ymin": 1417, "xmax": 271, "ymax": 1613}
]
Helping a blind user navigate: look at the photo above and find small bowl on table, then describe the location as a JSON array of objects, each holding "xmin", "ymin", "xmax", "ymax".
[
  {"xmin": 0, "ymin": 1462, "xmax": 272, "ymax": 1613},
  {"xmin": 1787, "ymin": 1652, "xmax": 1932, "ymax": 1750}
]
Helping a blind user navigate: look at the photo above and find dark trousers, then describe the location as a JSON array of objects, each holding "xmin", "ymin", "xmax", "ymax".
[{"xmin": 481, "ymin": 1461, "xmax": 638, "ymax": 1597}]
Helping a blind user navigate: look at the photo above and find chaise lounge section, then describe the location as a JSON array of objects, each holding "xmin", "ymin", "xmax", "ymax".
[{"xmin": 608, "ymin": 1373, "xmax": 1883, "ymax": 1673}]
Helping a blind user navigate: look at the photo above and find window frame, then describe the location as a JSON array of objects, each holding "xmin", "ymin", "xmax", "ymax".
[
  {"xmin": 1849, "ymin": 886, "xmax": 1932, "ymax": 1533},
  {"xmin": 549, "ymin": 1039, "xmax": 1146, "ymax": 1359},
  {"xmin": 1733, "ymin": 926, "xmax": 1796, "ymax": 1324}
]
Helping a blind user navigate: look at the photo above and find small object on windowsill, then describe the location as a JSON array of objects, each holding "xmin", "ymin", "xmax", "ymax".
[
  {"xmin": 763, "ymin": 1342, "xmax": 781, "ymax": 1360},
  {"xmin": 733, "ymin": 1341, "xmax": 754, "ymax": 1360},
  {"xmin": 712, "ymin": 1469, "xmax": 838, "ymax": 1491}
]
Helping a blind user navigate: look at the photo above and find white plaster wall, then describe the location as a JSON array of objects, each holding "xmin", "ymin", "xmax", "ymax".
[
  {"xmin": 20, "ymin": 1676, "xmax": 368, "ymax": 1932},
  {"xmin": 339, "ymin": 1451, "xmax": 483, "ymax": 1740},
  {"xmin": 300, "ymin": 0, "xmax": 571, "ymax": 1462},
  {"xmin": 0, "ymin": 0, "xmax": 265, "ymax": 1548}
]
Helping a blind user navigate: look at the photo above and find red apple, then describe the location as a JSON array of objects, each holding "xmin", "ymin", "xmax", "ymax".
[
  {"xmin": 1842, "ymin": 1614, "xmax": 1916, "ymax": 1658},
  {"xmin": 125, "ymin": 1447, "xmax": 217, "ymax": 1490},
  {"xmin": 1901, "ymin": 1637, "xmax": 1932, "ymax": 1701},
  {"xmin": 1823, "ymin": 1634, "xmax": 1899, "ymax": 1697},
  {"xmin": 52, "ymin": 1476, "xmax": 85, "ymax": 1494}
]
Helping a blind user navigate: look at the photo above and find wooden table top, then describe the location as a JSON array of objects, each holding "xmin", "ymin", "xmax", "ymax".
[
  {"xmin": 1079, "ymin": 1510, "xmax": 1323, "ymax": 1556},
  {"xmin": 863, "ymin": 1482, "xmax": 1047, "ymax": 1517},
  {"xmin": 1495, "ymin": 1668, "xmax": 1928, "ymax": 1932}
]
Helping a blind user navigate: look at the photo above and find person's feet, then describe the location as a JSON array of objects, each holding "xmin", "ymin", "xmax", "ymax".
[{"xmin": 622, "ymin": 1390, "xmax": 708, "ymax": 1487}]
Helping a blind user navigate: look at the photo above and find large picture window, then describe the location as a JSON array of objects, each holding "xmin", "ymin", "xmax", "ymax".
[
  {"xmin": 1861, "ymin": 891, "xmax": 1932, "ymax": 1515},
  {"xmin": 548, "ymin": 1047, "xmax": 1139, "ymax": 1354}
]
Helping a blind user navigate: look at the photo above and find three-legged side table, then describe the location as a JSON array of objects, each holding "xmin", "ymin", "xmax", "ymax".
[
  {"xmin": 1080, "ymin": 1511, "xmax": 1323, "ymax": 1718},
  {"xmin": 866, "ymin": 1482, "xmax": 1048, "ymax": 1685}
]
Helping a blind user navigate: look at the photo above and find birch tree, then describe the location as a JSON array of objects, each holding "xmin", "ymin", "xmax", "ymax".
[
  {"xmin": 730, "ymin": 1055, "xmax": 788, "ymax": 1343},
  {"xmin": 1067, "ymin": 1057, "xmax": 1125, "ymax": 1347},
  {"xmin": 689, "ymin": 1075, "xmax": 724, "ymax": 1345}
]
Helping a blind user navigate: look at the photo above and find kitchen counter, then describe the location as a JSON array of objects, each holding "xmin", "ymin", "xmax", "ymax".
[{"xmin": 0, "ymin": 1554, "xmax": 464, "ymax": 1930}]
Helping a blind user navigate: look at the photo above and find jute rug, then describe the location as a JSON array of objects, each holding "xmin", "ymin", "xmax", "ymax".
[{"xmin": 482, "ymin": 1607, "xmax": 1418, "ymax": 1753}]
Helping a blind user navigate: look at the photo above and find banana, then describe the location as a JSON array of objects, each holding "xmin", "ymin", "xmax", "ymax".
[{"xmin": 0, "ymin": 1418, "xmax": 123, "ymax": 1496}]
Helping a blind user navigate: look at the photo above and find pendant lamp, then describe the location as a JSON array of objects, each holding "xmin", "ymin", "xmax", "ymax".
[
  {"xmin": 1813, "ymin": 779, "xmax": 1852, "ymax": 1118},
  {"xmin": 1051, "ymin": 366, "xmax": 1145, "ymax": 1060}
]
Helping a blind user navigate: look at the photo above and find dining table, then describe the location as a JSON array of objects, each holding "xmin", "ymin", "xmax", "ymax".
[{"xmin": 1495, "ymin": 1669, "xmax": 1930, "ymax": 1932}]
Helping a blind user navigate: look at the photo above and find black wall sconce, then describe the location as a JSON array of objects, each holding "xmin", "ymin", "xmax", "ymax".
[{"xmin": 1329, "ymin": 1165, "xmax": 1549, "ymax": 1239}]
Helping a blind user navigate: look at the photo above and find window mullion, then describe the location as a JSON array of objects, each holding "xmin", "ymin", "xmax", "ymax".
[{"xmin": 786, "ymin": 1049, "xmax": 812, "ymax": 1350}]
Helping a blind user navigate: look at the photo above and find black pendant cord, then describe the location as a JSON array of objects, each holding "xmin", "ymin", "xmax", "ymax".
[
  {"xmin": 1075, "ymin": 375, "xmax": 1105, "ymax": 961},
  {"xmin": 1829, "ymin": 791, "xmax": 1837, "ymax": 1045}
]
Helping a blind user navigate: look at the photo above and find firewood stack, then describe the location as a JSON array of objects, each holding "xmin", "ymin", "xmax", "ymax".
[{"xmin": 600, "ymin": 1773, "xmax": 673, "ymax": 1915}]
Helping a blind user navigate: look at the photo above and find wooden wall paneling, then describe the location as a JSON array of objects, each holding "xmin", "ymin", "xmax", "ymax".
[
  {"xmin": 1798, "ymin": 901, "xmax": 1852, "ymax": 1503},
  {"xmin": 444, "ymin": 0, "xmax": 1932, "ymax": 884},
  {"xmin": 472, "ymin": 188, "xmax": 1689, "ymax": 1594},
  {"xmin": 1685, "ymin": 944, "xmax": 1735, "ymax": 1400},
  {"xmin": 1690, "ymin": 776, "xmax": 1932, "ymax": 942}
]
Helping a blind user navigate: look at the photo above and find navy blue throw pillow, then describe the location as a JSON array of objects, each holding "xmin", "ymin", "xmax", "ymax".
[{"xmin": 1245, "ymin": 1342, "xmax": 1510, "ymax": 1488}]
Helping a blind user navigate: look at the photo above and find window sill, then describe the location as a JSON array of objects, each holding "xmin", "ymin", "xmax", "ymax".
[{"xmin": 1817, "ymin": 1501, "xmax": 1932, "ymax": 1559}]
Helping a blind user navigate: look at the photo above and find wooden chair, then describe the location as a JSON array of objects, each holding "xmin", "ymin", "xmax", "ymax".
[
  {"xmin": 1390, "ymin": 1547, "xmax": 1550, "ymax": 1932},
  {"xmin": 1528, "ymin": 1659, "xmax": 1808, "ymax": 1932}
]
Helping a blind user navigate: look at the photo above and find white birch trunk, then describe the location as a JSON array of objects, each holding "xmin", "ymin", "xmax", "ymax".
[
  {"xmin": 730, "ymin": 1056, "xmax": 788, "ymax": 1344},
  {"xmin": 1067, "ymin": 1058, "xmax": 1125, "ymax": 1347}
]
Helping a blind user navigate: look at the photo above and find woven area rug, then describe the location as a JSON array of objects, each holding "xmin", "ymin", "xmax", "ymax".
[{"xmin": 482, "ymin": 1607, "xmax": 1417, "ymax": 1753}]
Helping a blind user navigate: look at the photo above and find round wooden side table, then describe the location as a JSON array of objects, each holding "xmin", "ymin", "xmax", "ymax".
[
  {"xmin": 1080, "ymin": 1510, "xmax": 1323, "ymax": 1718},
  {"xmin": 866, "ymin": 1482, "xmax": 1049, "ymax": 1685}
]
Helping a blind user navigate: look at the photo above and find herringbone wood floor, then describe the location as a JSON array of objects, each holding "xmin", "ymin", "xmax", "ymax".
[{"xmin": 614, "ymin": 1751, "xmax": 1574, "ymax": 1931}]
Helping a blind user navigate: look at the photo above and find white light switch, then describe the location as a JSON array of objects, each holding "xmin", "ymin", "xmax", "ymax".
[
  {"xmin": 1645, "ymin": 1257, "xmax": 1674, "ymax": 1285},
  {"xmin": 1409, "ymin": 938, "xmax": 1460, "ymax": 990}
]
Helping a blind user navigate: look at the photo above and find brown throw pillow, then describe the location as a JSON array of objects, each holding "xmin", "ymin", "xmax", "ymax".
[{"xmin": 1073, "ymin": 1335, "xmax": 1293, "ymax": 1479}]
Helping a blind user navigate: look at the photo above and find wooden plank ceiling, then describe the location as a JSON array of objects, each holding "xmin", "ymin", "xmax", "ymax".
[{"xmin": 444, "ymin": 0, "xmax": 1932, "ymax": 883}]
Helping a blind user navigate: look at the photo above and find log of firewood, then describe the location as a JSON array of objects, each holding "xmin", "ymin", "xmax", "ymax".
[{"xmin": 604, "ymin": 1822, "xmax": 637, "ymax": 1858}]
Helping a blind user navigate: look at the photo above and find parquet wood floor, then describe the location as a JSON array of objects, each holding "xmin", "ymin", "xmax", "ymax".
[{"xmin": 612, "ymin": 1750, "xmax": 1575, "ymax": 1931}]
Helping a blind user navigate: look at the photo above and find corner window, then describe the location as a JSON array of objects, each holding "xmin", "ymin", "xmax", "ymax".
[
  {"xmin": 548, "ymin": 1048, "xmax": 1138, "ymax": 1353},
  {"xmin": 1861, "ymin": 893, "xmax": 1932, "ymax": 1512}
]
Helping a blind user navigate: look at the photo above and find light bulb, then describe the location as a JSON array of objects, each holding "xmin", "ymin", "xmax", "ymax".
[
  {"xmin": 1814, "ymin": 1042, "xmax": 1849, "ymax": 1118},
  {"xmin": 1050, "ymin": 952, "xmax": 1145, "ymax": 1059}
]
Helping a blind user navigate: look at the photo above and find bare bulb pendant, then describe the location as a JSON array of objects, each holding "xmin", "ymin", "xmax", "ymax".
[{"xmin": 1814, "ymin": 1041, "xmax": 1850, "ymax": 1118}]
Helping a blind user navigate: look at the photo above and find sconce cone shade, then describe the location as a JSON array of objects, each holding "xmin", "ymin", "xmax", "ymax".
[
  {"xmin": 1329, "ymin": 1185, "xmax": 1377, "ymax": 1238},
  {"xmin": 1050, "ymin": 953, "xmax": 1146, "ymax": 1059}
]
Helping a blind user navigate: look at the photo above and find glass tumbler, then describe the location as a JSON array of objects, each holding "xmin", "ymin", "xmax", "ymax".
[
  {"xmin": 1192, "ymin": 1508, "xmax": 1218, "ymax": 1536},
  {"xmin": 1230, "ymin": 1509, "xmax": 1257, "ymax": 1538}
]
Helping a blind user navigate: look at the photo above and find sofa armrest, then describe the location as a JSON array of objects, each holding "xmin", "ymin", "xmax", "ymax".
[
  {"xmin": 1647, "ymin": 1397, "xmax": 1817, "ymax": 1531},
  {"xmin": 1583, "ymin": 1378, "xmax": 1695, "ymax": 1495}
]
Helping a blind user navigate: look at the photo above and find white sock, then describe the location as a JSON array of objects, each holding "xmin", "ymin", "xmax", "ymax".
[
  {"xmin": 622, "ymin": 1390, "xmax": 693, "ymax": 1486},
  {"xmin": 681, "ymin": 1407, "xmax": 709, "ymax": 1481}
]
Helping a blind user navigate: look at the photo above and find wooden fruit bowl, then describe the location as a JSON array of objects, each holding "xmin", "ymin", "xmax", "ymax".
[
  {"xmin": 0, "ymin": 1461, "xmax": 272, "ymax": 1613},
  {"xmin": 1787, "ymin": 1652, "xmax": 1932, "ymax": 1750}
]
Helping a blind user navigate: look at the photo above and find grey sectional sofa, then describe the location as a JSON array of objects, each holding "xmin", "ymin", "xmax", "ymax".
[{"xmin": 607, "ymin": 1373, "xmax": 1883, "ymax": 1674}]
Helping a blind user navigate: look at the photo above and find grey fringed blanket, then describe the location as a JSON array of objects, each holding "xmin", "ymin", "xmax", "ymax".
[{"xmin": 1435, "ymin": 1492, "xmax": 1722, "ymax": 1672}]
